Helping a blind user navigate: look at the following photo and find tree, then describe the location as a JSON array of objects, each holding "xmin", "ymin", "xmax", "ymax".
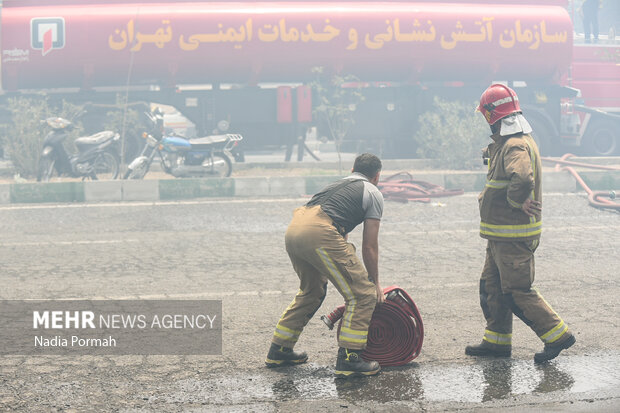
[
  {"xmin": 310, "ymin": 67, "xmax": 365, "ymax": 173},
  {"xmin": 101, "ymin": 95, "xmax": 147, "ymax": 167},
  {"xmin": 413, "ymin": 97, "xmax": 489, "ymax": 170},
  {"xmin": 0, "ymin": 96, "xmax": 83, "ymax": 179}
]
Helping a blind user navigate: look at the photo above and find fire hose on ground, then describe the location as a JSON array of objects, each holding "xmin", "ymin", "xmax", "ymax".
[
  {"xmin": 542, "ymin": 154, "xmax": 620, "ymax": 211},
  {"xmin": 378, "ymin": 172, "xmax": 464, "ymax": 203},
  {"xmin": 321, "ymin": 285, "xmax": 423, "ymax": 367}
]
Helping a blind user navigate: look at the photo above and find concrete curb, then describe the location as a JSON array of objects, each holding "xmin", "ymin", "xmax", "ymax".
[
  {"xmin": 10, "ymin": 182, "xmax": 86, "ymax": 204},
  {"xmin": 0, "ymin": 170, "xmax": 618, "ymax": 205}
]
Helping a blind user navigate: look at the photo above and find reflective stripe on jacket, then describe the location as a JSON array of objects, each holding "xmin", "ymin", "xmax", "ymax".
[{"xmin": 478, "ymin": 133, "xmax": 542, "ymax": 241}]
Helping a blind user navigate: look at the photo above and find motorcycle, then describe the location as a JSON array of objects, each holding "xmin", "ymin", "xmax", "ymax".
[
  {"xmin": 37, "ymin": 117, "xmax": 121, "ymax": 182},
  {"xmin": 124, "ymin": 111, "xmax": 243, "ymax": 179}
]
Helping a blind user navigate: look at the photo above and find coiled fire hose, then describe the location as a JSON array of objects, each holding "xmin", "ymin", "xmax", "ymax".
[
  {"xmin": 320, "ymin": 285, "xmax": 423, "ymax": 367},
  {"xmin": 542, "ymin": 154, "xmax": 620, "ymax": 211}
]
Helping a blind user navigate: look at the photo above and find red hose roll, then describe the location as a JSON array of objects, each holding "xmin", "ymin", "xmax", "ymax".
[
  {"xmin": 378, "ymin": 172, "xmax": 464, "ymax": 203},
  {"xmin": 320, "ymin": 285, "xmax": 423, "ymax": 367}
]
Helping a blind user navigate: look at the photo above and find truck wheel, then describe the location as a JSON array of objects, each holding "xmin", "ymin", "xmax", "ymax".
[{"xmin": 581, "ymin": 119, "xmax": 619, "ymax": 156}]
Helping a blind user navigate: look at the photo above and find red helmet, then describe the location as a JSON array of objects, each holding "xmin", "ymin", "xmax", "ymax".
[{"xmin": 477, "ymin": 84, "xmax": 521, "ymax": 125}]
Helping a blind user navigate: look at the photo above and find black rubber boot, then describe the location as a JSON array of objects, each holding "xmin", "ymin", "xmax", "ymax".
[
  {"xmin": 265, "ymin": 343, "xmax": 308, "ymax": 368},
  {"xmin": 334, "ymin": 347, "xmax": 381, "ymax": 379},
  {"xmin": 534, "ymin": 334, "xmax": 576, "ymax": 364},
  {"xmin": 465, "ymin": 340, "xmax": 511, "ymax": 357}
]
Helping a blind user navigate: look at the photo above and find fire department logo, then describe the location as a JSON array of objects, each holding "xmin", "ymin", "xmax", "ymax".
[{"xmin": 31, "ymin": 17, "xmax": 65, "ymax": 56}]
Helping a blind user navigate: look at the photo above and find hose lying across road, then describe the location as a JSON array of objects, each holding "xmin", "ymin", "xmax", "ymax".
[
  {"xmin": 378, "ymin": 172, "xmax": 464, "ymax": 203},
  {"xmin": 321, "ymin": 286, "xmax": 423, "ymax": 367},
  {"xmin": 542, "ymin": 154, "xmax": 620, "ymax": 211}
]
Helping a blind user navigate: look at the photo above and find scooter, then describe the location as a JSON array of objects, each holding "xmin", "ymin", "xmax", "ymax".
[
  {"xmin": 37, "ymin": 117, "xmax": 120, "ymax": 181},
  {"xmin": 124, "ymin": 111, "xmax": 242, "ymax": 179}
]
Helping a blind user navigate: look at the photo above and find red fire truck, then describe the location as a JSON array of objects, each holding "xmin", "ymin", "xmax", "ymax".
[
  {"xmin": 569, "ymin": 42, "xmax": 620, "ymax": 155},
  {"xmin": 1, "ymin": 0, "xmax": 619, "ymax": 157}
]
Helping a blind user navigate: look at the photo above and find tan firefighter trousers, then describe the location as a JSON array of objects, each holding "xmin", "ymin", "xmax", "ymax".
[
  {"xmin": 479, "ymin": 240, "xmax": 573, "ymax": 348},
  {"xmin": 271, "ymin": 205, "xmax": 377, "ymax": 350}
]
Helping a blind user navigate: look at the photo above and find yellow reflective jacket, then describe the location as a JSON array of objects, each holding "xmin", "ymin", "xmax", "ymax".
[{"xmin": 478, "ymin": 132, "xmax": 542, "ymax": 242}]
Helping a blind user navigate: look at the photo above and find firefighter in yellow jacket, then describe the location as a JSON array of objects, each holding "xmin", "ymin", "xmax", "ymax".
[{"xmin": 466, "ymin": 84, "xmax": 576, "ymax": 363}]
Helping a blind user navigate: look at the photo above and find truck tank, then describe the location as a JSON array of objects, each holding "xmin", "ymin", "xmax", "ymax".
[{"xmin": 1, "ymin": 2, "xmax": 573, "ymax": 90}]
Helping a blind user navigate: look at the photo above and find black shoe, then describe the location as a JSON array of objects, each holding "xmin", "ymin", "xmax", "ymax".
[
  {"xmin": 534, "ymin": 335, "xmax": 576, "ymax": 364},
  {"xmin": 465, "ymin": 340, "xmax": 511, "ymax": 357},
  {"xmin": 335, "ymin": 347, "xmax": 381, "ymax": 379},
  {"xmin": 265, "ymin": 343, "xmax": 308, "ymax": 368}
]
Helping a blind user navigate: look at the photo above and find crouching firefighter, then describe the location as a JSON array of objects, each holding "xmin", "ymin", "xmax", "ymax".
[
  {"xmin": 467, "ymin": 84, "xmax": 576, "ymax": 363},
  {"xmin": 266, "ymin": 153, "xmax": 385, "ymax": 378}
]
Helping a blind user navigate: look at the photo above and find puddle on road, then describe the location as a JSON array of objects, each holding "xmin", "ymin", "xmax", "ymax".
[{"xmin": 164, "ymin": 352, "xmax": 620, "ymax": 405}]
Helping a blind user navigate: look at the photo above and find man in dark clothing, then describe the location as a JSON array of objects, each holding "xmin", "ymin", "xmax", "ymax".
[
  {"xmin": 265, "ymin": 153, "xmax": 385, "ymax": 378},
  {"xmin": 582, "ymin": 0, "xmax": 600, "ymax": 43}
]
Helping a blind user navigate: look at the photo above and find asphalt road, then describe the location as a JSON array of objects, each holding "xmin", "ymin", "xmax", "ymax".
[{"xmin": 1, "ymin": 193, "xmax": 619, "ymax": 412}]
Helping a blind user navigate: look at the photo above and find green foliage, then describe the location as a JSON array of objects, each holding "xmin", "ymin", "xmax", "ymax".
[
  {"xmin": 0, "ymin": 96, "xmax": 83, "ymax": 178},
  {"xmin": 309, "ymin": 67, "xmax": 365, "ymax": 170},
  {"xmin": 413, "ymin": 97, "xmax": 490, "ymax": 170}
]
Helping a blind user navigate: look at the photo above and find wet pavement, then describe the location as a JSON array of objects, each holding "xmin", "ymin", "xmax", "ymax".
[
  {"xmin": 160, "ymin": 352, "xmax": 620, "ymax": 406},
  {"xmin": 1, "ymin": 193, "xmax": 619, "ymax": 411}
]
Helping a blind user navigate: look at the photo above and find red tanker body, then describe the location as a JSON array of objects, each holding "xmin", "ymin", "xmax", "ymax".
[
  {"xmin": 0, "ymin": 1, "xmax": 618, "ymax": 157},
  {"xmin": 4, "ymin": 0, "xmax": 572, "ymax": 4},
  {"xmin": 567, "ymin": 44, "xmax": 620, "ymax": 155},
  {"xmin": 571, "ymin": 45, "xmax": 620, "ymax": 112},
  {"xmin": 1, "ymin": 2, "xmax": 573, "ymax": 90}
]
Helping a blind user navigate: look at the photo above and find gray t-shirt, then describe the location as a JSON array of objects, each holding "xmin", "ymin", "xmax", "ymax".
[{"xmin": 306, "ymin": 172, "xmax": 384, "ymax": 234}]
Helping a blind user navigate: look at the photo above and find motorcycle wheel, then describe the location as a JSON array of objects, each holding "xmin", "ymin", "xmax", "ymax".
[
  {"xmin": 37, "ymin": 157, "xmax": 57, "ymax": 182},
  {"xmin": 92, "ymin": 151, "xmax": 120, "ymax": 180},
  {"xmin": 204, "ymin": 153, "xmax": 233, "ymax": 177},
  {"xmin": 123, "ymin": 163, "xmax": 148, "ymax": 180}
]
